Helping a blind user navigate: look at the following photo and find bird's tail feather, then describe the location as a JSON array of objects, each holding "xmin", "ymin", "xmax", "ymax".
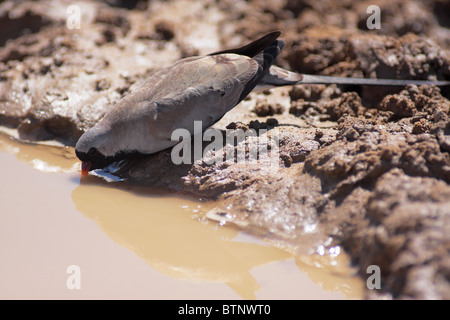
[
  {"xmin": 239, "ymin": 39, "xmax": 285, "ymax": 100},
  {"xmin": 259, "ymin": 67, "xmax": 450, "ymax": 87},
  {"xmin": 208, "ymin": 31, "xmax": 281, "ymax": 58},
  {"xmin": 208, "ymin": 31, "xmax": 285, "ymax": 100}
]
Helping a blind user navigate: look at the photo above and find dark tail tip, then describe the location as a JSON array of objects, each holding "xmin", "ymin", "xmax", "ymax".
[{"xmin": 209, "ymin": 31, "xmax": 282, "ymax": 58}]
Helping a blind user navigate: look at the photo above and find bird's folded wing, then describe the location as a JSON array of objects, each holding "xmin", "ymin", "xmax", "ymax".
[{"xmin": 116, "ymin": 54, "xmax": 260, "ymax": 141}]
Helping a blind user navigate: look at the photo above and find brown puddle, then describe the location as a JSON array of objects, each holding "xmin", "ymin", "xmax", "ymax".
[{"xmin": 0, "ymin": 131, "xmax": 364, "ymax": 299}]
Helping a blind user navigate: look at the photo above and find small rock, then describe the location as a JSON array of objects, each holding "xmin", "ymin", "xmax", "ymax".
[
  {"xmin": 95, "ymin": 79, "xmax": 111, "ymax": 91},
  {"xmin": 154, "ymin": 21, "xmax": 175, "ymax": 41},
  {"xmin": 252, "ymin": 101, "xmax": 284, "ymax": 117}
]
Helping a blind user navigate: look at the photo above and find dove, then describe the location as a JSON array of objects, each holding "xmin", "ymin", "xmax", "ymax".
[{"xmin": 75, "ymin": 31, "xmax": 449, "ymax": 175}]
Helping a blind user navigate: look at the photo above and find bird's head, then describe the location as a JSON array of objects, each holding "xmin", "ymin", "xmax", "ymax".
[
  {"xmin": 75, "ymin": 118, "xmax": 151, "ymax": 176},
  {"xmin": 75, "ymin": 125, "xmax": 117, "ymax": 176}
]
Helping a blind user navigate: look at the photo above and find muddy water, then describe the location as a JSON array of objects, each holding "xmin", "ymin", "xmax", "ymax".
[{"xmin": 0, "ymin": 132, "xmax": 364, "ymax": 299}]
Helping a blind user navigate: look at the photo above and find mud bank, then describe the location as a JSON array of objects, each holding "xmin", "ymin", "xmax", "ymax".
[{"xmin": 0, "ymin": 0, "xmax": 449, "ymax": 299}]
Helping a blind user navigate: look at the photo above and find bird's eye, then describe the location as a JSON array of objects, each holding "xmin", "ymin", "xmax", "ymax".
[{"xmin": 88, "ymin": 147, "xmax": 98, "ymax": 155}]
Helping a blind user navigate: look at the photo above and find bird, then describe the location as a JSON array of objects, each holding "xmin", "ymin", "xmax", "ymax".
[{"xmin": 75, "ymin": 31, "xmax": 450, "ymax": 175}]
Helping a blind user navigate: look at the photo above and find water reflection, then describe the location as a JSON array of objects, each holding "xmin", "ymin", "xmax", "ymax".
[
  {"xmin": 0, "ymin": 131, "xmax": 363, "ymax": 299},
  {"xmin": 0, "ymin": 131, "xmax": 78, "ymax": 173},
  {"xmin": 71, "ymin": 180, "xmax": 291, "ymax": 299}
]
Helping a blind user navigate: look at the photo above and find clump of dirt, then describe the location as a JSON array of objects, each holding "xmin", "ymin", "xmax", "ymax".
[
  {"xmin": 217, "ymin": 0, "xmax": 450, "ymax": 51},
  {"xmin": 0, "ymin": 0, "xmax": 449, "ymax": 299},
  {"xmin": 344, "ymin": 169, "xmax": 450, "ymax": 299},
  {"xmin": 252, "ymin": 100, "xmax": 284, "ymax": 117},
  {"xmin": 0, "ymin": 2, "xmax": 54, "ymax": 47},
  {"xmin": 289, "ymin": 91, "xmax": 366, "ymax": 122}
]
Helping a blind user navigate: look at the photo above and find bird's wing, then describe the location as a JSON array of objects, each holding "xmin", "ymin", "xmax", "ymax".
[
  {"xmin": 99, "ymin": 32, "xmax": 284, "ymax": 155},
  {"xmin": 255, "ymin": 65, "xmax": 303, "ymax": 91},
  {"xmin": 110, "ymin": 54, "xmax": 259, "ymax": 143},
  {"xmin": 153, "ymin": 54, "xmax": 259, "ymax": 139}
]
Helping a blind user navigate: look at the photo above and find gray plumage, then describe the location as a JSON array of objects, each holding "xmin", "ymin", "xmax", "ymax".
[{"xmin": 75, "ymin": 31, "xmax": 449, "ymax": 173}]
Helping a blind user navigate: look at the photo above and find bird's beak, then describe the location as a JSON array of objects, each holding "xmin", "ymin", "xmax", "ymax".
[{"xmin": 81, "ymin": 161, "xmax": 90, "ymax": 176}]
